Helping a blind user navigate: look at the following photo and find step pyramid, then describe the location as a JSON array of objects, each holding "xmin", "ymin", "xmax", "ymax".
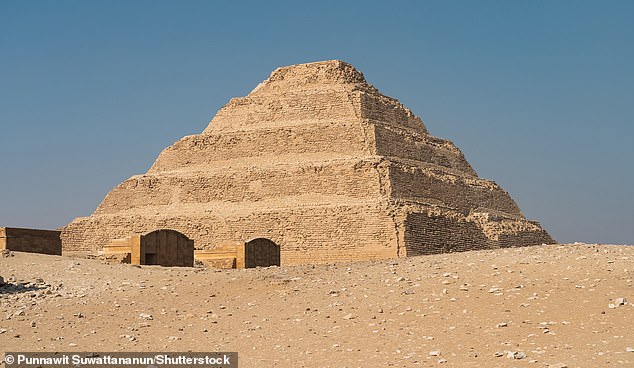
[{"xmin": 61, "ymin": 60, "xmax": 554, "ymax": 263}]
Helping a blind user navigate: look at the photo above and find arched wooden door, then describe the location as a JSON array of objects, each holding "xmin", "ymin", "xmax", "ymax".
[
  {"xmin": 244, "ymin": 238, "xmax": 280, "ymax": 268},
  {"xmin": 136, "ymin": 229, "xmax": 194, "ymax": 267}
]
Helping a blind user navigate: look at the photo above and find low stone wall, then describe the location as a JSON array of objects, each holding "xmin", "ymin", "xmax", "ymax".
[
  {"xmin": 0, "ymin": 227, "xmax": 62, "ymax": 255},
  {"xmin": 195, "ymin": 245, "xmax": 240, "ymax": 269}
]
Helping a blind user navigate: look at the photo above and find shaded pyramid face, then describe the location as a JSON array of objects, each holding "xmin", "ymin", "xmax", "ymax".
[{"xmin": 62, "ymin": 60, "xmax": 554, "ymax": 262}]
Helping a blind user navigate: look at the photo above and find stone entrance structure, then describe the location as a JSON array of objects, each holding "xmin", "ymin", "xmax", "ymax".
[
  {"xmin": 244, "ymin": 238, "xmax": 280, "ymax": 268},
  {"xmin": 103, "ymin": 229, "xmax": 194, "ymax": 267},
  {"xmin": 62, "ymin": 60, "xmax": 554, "ymax": 265}
]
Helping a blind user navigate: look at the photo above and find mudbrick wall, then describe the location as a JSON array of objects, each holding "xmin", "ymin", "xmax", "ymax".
[
  {"xmin": 61, "ymin": 60, "xmax": 555, "ymax": 262},
  {"xmin": 1, "ymin": 227, "xmax": 62, "ymax": 256}
]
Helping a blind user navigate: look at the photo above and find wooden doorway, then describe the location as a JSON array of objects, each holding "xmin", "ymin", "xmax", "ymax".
[
  {"xmin": 244, "ymin": 238, "xmax": 280, "ymax": 268},
  {"xmin": 135, "ymin": 229, "xmax": 194, "ymax": 267}
]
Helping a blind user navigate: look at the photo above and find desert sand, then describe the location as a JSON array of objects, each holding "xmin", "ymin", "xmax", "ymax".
[{"xmin": 1, "ymin": 244, "xmax": 633, "ymax": 367}]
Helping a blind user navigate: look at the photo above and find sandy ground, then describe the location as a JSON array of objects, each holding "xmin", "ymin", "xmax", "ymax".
[{"xmin": 1, "ymin": 244, "xmax": 633, "ymax": 367}]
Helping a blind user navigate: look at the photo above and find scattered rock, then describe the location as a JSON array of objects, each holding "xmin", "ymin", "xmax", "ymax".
[
  {"xmin": 507, "ymin": 351, "xmax": 526, "ymax": 359},
  {"xmin": 609, "ymin": 297, "xmax": 628, "ymax": 309},
  {"xmin": 626, "ymin": 347, "xmax": 634, "ymax": 352},
  {"xmin": 342, "ymin": 313, "xmax": 355, "ymax": 320},
  {"xmin": 139, "ymin": 313, "xmax": 153, "ymax": 320},
  {"xmin": 429, "ymin": 351, "xmax": 441, "ymax": 356},
  {"xmin": 496, "ymin": 322, "xmax": 508, "ymax": 328}
]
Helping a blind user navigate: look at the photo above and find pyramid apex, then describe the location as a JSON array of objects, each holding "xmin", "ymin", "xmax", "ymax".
[{"xmin": 250, "ymin": 60, "xmax": 370, "ymax": 94}]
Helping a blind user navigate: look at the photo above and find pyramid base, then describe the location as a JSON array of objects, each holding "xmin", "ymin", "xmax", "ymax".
[{"xmin": 62, "ymin": 200, "xmax": 554, "ymax": 266}]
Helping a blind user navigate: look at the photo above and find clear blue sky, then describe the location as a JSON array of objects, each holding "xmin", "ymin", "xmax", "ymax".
[{"xmin": 1, "ymin": 1, "xmax": 632, "ymax": 244}]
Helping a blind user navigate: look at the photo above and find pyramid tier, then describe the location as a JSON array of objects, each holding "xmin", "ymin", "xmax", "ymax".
[
  {"xmin": 150, "ymin": 120, "xmax": 373, "ymax": 173},
  {"xmin": 64, "ymin": 199, "xmax": 551, "ymax": 263},
  {"xmin": 373, "ymin": 121, "xmax": 475, "ymax": 175},
  {"xmin": 98, "ymin": 155, "xmax": 519, "ymax": 219},
  {"xmin": 150, "ymin": 120, "xmax": 475, "ymax": 176},
  {"xmin": 387, "ymin": 159, "xmax": 522, "ymax": 216},
  {"xmin": 63, "ymin": 200, "xmax": 402, "ymax": 263},
  {"xmin": 98, "ymin": 158, "xmax": 388, "ymax": 214},
  {"xmin": 209, "ymin": 60, "xmax": 423, "ymax": 133},
  {"xmin": 206, "ymin": 89, "xmax": 427, "ymax": 134}
]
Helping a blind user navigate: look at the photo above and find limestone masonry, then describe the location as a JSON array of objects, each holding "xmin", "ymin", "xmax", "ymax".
[{"xmin": 62, "ymin": 60, "xmax": 554, "ymax": 264}]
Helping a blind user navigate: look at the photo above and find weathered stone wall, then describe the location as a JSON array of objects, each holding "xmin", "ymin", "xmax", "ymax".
[
  {"xmin": 63, "ymin": 202, "xmax": 399, "ymax": 265},
  {"xmin": 195, "ymin": 246, "xmax": 239, "ymax": 269},
  {"xmin": 207, "ymin": 91, "xmax": 360, "ymax": 132},
  {"xmin": 373, "ymin": 122, "xmax": 476, "ymax": 176},
  {"xmin": 1, "ymin": 227, "xmax": 62, "ymax": 255},
  {"xmin": 357, "ymin": 91, "xmax": 427, "ymax": 133},
  {"xmin": 403, "ymin": 212, "xmax": 490, "ymax": 255},
  {"xmin": 152, "ymin": 121, "xmax": 372, "ymax": 173},
  {"xmin": 96, "ymin": 158, "xmax": 387, "ymax": 214},
  {"xmin": 403, "ymin": 210, "xmax": 553, "ymax": 256},
  {"xmin": 388, "ymin": 162, "xmax": 523, "ymax": 216}
]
